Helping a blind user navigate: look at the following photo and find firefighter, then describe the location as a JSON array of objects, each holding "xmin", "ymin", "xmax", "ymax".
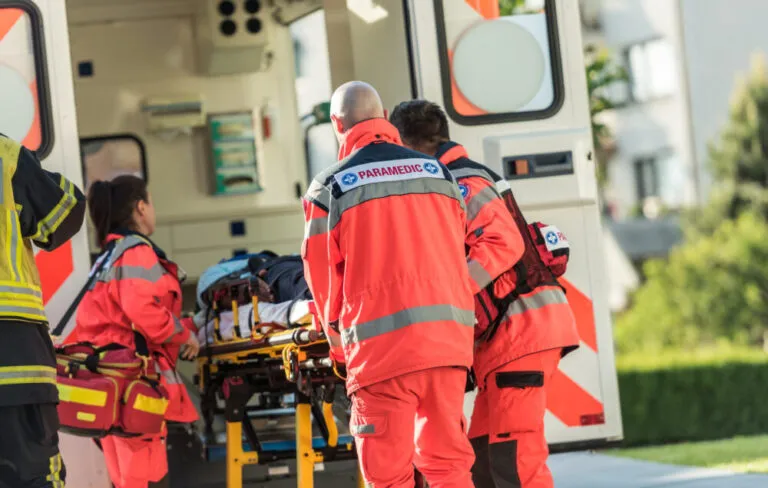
[
  {"xmin": 302, "ymin": 82, "xmax": 476, "ymax": 488},
  {"xmin": 0, "ymin": 134, "xmax": 86, "ymax": 488},
  {"xmin": 390, "ymin": 100, "xmax": 580, "ymax": 488},
  {"xmin": 69, "ymin": 175, "xmax": 199, "ymax": 488}
]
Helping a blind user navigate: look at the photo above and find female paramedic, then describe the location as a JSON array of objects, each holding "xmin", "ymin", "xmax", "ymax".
[
  {"xmin": 71, "ymin": 175, "xmax": 200, "ymax": 488},
  {"xmin": 390, "ymin": 101, "xmax": 580, "ymax": 488}
]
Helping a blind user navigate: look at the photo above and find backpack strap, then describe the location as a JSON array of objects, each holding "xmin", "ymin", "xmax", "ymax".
[{"xmin": 51, "ymin": 240, "xmax": 117, "ymax": 337}]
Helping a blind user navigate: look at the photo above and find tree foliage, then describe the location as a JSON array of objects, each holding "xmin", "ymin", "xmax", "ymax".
[
  {"xmin": 617, "ymin": 55, "xmax": 768, "ymax": 352},
  {"xmin": 616, "ymin": 212, "xmax": 768, "ymax": 352},
  {"xmin": 585, "ymin": 44, "xmax": 627, "ymax": 188},
  {"xmin": 686, "ymin": 55, "xmax": 768, "ymax": 235}
]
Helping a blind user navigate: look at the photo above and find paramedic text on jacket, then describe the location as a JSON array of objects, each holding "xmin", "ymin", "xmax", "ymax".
[
  {"xmin": 0, "ymin": 134, "xmax": 85, "ymax": 488},
  {"xmin": 301, "ymin": 81, "xmax": 475, "ymax": 488}
]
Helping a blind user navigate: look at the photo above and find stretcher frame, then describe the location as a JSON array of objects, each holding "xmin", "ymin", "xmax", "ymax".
[{"xmin": 194, "ymin": 279, "xmax": 365, "ymax": 488}]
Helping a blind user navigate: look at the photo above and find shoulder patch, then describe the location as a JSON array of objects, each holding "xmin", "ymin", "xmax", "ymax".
[
  {"xmin": 334, "ymin": 158, "xmax": 444, "ymax": 192},
  {"xmin": 458, "ymin": 183, "xmax": 470, "ymax": 199}
]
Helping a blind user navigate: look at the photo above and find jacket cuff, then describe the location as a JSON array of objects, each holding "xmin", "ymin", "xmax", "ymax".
[{"xmin": 166, "ymin": 323, "xmax": 191, "ymax": 345}]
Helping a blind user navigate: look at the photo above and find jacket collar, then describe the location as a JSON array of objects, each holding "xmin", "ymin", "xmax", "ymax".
[
  {"xmin": 337, "ymin": 118, "xmax": 403, "ymax": 159},
  {"xmin": 434, "ymin": 141, "xmax": 469, "ymax": 166}
]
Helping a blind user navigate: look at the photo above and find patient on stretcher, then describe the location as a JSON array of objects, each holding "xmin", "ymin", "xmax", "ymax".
[{"xmin": 193, "ymin": 251, "xmax": 313, "ymax": 344}]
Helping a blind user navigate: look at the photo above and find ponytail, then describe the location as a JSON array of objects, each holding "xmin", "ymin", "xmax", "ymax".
[{"xmin": 87, "ymin": 175, "xmax": 148, "ymax": 249}]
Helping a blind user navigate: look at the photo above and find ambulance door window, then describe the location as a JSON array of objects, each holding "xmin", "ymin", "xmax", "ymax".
[
  {"xmin": 80, "ymin": 135, "xmax": 148, "ymax": 193},
  {"xmin": 433, "ymin": 0, "xmax": 563, "ymax": 124},
  {"xmin": 0, "ymin": 3, "xmax": 53, "ymax": 157}
]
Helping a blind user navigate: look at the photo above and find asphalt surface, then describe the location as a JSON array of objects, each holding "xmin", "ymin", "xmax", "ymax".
[{"xmin": 550, "ymin": 452, "xmax": 768, "ymax": 488}]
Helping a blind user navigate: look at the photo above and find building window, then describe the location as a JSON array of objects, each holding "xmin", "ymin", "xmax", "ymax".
[
  {"xmin": 634, "ymin": 156, "xmax": 659, "ymax": 202},
  {"xmin": 0, "ymin": 3, "xmax": 53, "ymax": 157},
  {"xmin": 433, "ymin": 0, "xmax": 563, "ymax": 125},
  {"xmin": 626, "ymin": 38, "xmax": 676, "ymax": 102}
]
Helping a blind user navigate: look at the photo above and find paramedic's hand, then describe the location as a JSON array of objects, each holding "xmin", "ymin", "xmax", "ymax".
[{"xmin": 181, "ymin": 333, "xmax": 200, "ymax": 360}]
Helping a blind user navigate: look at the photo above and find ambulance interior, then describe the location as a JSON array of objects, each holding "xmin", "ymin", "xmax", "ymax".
[
  {"xmin": 60, "ymin": 0, "xmax": 424, "ymax": 486},
  {"xmin": 6, "ymin": 0, "xmax": 622, "ymax": 485}
]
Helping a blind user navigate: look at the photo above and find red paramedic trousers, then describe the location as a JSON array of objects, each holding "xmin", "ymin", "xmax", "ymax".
[
  {"xmin": 101, "ymin": 434, "xmax": 168, "ymax": 488},
  {"xmin": 350, "ymin": 367, "xmax": 475, "ymax": 488},
  {"xmin": 468, "ymin": 349, "xmax": 562, "ymax": 488}
]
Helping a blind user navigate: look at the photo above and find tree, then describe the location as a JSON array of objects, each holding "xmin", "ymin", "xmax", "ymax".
[
  {"xmin": 617, "ymin": 55, "xmax": 768, "ymax": 352},
  {"xmin": 585, "ymin": 44, "xmax": 627, "ymax": 190},
  {"xmin": 615, "ymin": 212, "xmax": 768, "ymax": 352},
  {"xmin": 499, "ymin": 0, "xmax": 529, "ymax": 16},
  {"xmin": 686, "ymin": 54, "xmax": 768, "ymax": 235}
]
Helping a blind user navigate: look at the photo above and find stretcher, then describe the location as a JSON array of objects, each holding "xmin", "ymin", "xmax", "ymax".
[{"xmin": 193, "ymin": 277, "xmax": 363, "ymax": 488}]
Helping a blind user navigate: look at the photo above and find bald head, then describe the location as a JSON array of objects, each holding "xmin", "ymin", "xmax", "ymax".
[{"xmin": 330, "ymin": 81, "xmax": 385, "ymax": 133}]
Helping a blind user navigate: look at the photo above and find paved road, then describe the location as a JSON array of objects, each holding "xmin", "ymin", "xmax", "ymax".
[{"xmin": 551, "ymin": 452, "xmax": 768, "ymax": 488}]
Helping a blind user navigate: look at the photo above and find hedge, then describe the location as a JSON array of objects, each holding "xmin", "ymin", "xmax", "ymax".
[{"xmin": 616, "ymin": 347, "xmax": 768, "ymax": 447}]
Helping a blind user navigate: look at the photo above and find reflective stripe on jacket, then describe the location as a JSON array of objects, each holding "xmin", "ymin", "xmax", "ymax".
[
  {"xmin": 438, "ymin": 142, "xmax": 580, "ymax": 387},
  {"xmin": 0, "ymin": 135, "xmax": 85, "ymax": 405},
  {"xmin": 71, "ymin": 231, "xmax": 198, "ymax": 422},
  {"xmin": 0, "ymin": 135, "xmax": 85, "ymax": 323},
  {"xmin": 302, "ymin": 119, "xmax": 475, "ymax": 394}
]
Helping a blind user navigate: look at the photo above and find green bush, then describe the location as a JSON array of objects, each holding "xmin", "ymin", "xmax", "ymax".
[
  {"xmin": 615, "ymin": 212, "xmax": 768, "ymax": 353},
  {"xmin": 617, "ymin": 347, "xmax": 768, "ymax": 446}
]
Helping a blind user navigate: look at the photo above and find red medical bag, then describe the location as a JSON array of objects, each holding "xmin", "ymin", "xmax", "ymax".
[{"xmin": 55, "ymin": 338, "xmax": 169, "ymax": 438}]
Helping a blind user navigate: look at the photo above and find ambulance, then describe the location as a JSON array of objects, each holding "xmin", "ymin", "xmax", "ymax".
[{"xmin": 0, "ymin": 0, "xmax": 622, "ymax": 485}]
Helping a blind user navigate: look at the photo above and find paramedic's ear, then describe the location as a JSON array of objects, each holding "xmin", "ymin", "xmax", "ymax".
[
  {"xmin": 383, "ymin": 108, "xmax": 389, "ymax": 120},
  {"xmin": 331, "ymin": 114, "xmax": 345, "ymax": 138}
]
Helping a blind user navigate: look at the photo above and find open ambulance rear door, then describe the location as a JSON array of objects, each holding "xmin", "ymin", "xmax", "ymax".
[
  {"xmin": 404, "ymin": 0, "xmax": 623, "ymax": 449},
  {"xmin": 0, "ymin": 0, "xmax": 110, "ymax": 484}
]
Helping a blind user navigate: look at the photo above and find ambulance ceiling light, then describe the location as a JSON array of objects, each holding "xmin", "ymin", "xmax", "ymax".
[
  {"xmin": 452, "ymin": 18, "xmax": 546, "ymax": 113},
  {"xmin": 348, "ymin": 0, "xmax": 388, "ymax": 24}
]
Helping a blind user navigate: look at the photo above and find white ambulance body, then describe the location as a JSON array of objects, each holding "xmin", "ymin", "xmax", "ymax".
[{"xmin": 0, "ymin": 0, "xmax": 621, "ymax": 485}]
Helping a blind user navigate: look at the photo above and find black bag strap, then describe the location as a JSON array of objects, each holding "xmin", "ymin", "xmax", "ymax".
[
  {"xmin": 51, "ymin": 242, "xmax": 117, "ymax": 337},
  {"xmin": 133, "ymin": 329, "xmax": 150, "ymax": 357}
]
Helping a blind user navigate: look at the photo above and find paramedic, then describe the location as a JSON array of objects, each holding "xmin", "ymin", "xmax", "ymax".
[
  {"xmin": 71, "ymin": 175, "xmax": 199, "ymax": 488},
  {"xmin": 0, "ymin": 134, "xmax": 85, "ymax": 488},
  {"xmin": 302, "ymin": 82, "xmax": 476, "ymax": 488},
  {"xmin": 390, "ymin": 100, "xmax": 580, "ymax": 488}
]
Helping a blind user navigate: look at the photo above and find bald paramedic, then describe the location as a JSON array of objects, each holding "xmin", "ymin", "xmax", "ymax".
[
  {"xmin": 0, "ymin": 134, "xmax": 86, "ymax": 487},
  {"xmin": 301, "ymin": 82, "xmax": 476, "ymax": 488}
]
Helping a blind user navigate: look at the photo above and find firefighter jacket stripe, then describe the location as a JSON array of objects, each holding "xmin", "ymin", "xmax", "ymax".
[
  {"xmin": 0, "ymin": 135, "xmax": 85, "ymax": 323},
  {"xmin": 302, "ymin": 119, "xmax": 475, "ymax": 394},
  {"xmin": 0, "ymin": 365, "xmax": 56, "ymax": 386}
]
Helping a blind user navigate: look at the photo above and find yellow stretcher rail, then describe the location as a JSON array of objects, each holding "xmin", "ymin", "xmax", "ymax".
[{"xmin": 196, "ymin": 304, "xmax": 361, "ymax": 488}]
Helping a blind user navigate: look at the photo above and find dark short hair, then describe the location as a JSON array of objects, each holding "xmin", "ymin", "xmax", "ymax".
[{"xmin": 389, "ymin": 100, "xmax": 450, "ymax": 152}]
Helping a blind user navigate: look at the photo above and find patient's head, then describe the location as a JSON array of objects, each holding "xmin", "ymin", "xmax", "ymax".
[
  {"xmin": 88, "ymin": 175, "xmax": 155, "ymax": 246},
  {"xmin": 389, "ymin": 100, "xmax": 450, "ymax": 156},
  {"xmin": 330, "ymin": 81, "xmax": 385, "ymax": 141}
]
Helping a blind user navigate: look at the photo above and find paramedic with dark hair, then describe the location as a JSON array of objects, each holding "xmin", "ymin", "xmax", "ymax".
[
  {"xmin": 0, "ymin": 134, "xmax": 85, "ymax": 488},
  {"xmin": 390, "ymin": 100, "xmax": 580, "ymax": 488},
  {"xmin": 69, "ymin": 175, "xmax": 199, "ymax": 488},
  {"xmin": 302, "ymin": 82, "xmax": 476, "ymax": 488}
]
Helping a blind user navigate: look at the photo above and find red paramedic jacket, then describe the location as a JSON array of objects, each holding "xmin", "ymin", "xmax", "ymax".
[
  {"xmin": 437, "ymin": 142, "xmax": 580, "ymax": 387},
  {"xmin": 69, "ymin": 231, "xmax": 198, "ymax": 423},
  {"xmin": 302, "ymin": 119, "xmax": 475, "ymax": 394}
]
